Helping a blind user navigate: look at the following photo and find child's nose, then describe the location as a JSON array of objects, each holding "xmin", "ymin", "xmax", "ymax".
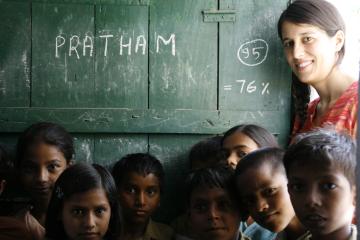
[
  {"xmin": 208, "ymin": 205, "xmax": 220, "ymax": 220},
  {"xmin": 255, "ymin": 198, "xmax": 269, "ymax": 212},
  {"xmin": 36, "ymin": 168, "xmax": 49, "ymax": 183},
  {"xmin": 84, "ymin": 212, "xmax": 96, "ymax": 229},
  {"xmin": 227, "ymin": 153, "xmax": 239, "ymax": 169},
  {"xmin": 135, "ymin": 192, "xmax": 146, "ymax": 207},
  {"xmin": 305, "ymin": 188, "xmax": 322, "ymax": 209}
]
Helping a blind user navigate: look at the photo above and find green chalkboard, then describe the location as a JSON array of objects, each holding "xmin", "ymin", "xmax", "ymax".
[{"xmin": 0, "ymin": 0, "xmax": 291, "ymax": 223}]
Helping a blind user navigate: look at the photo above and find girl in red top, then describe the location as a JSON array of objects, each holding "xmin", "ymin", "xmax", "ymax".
[{"xmin": 277, "ymin": 0, "xmax": 358, "ymax": 139}]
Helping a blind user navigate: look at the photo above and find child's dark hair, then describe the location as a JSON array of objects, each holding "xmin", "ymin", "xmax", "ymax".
[
  {"xmin": 16, "ymin": 122, "xmax": 74, "ymax": 168},
  {"xmin": 45, "ymin": 163, "xmax": 122, "ymax": 240},
  {"xmin": 277, "ymin": 0, "xmax": 346, "ymax": 128},
  {"xmin": 0, "ymin": 145, "xmax": 12, "ymax": 182},
  {"xmin": 189, "ymin": 136, "xmax": 225, "ymax": 169},
  {"xmin": 234, "ymin": 147, "xmax": 285, "ymax": 178},
  {"xmin": 112, "ymin": 153, "xmax": 165, "ymax": 192},
  {"xmin": 284, "ymin": 128, "xmax": 356, "ymax": 186},
  {"xmin": 185, "ymin": 165, "xmax": 235, "ymax": 205},
  {"xmin": 221, "ymin": 124, "xmax": 278, "ymax": 148}
]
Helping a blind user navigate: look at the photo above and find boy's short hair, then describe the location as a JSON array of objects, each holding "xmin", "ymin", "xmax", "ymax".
[
  {"xmin": 234, "ymin": 147, "xmax": 285, "ymax": 177},
  {"xmin": 185, "ymin": 165, "xmax": 235, "ymax": 204},
  {"xmin": 112, "ymin": 153, "xmax": 165, "ymax": 192},
  {"xmin": 189, "ymin": 136, "xmax": 225, "ymax": 169},
  {"xmin": 284, "ymin": 128, "xmax": 356, "ymax": 186}
]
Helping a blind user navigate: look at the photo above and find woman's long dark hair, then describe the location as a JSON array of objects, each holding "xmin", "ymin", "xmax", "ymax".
[
  {"xmin": 45, "ymin": 163, "xmax": 122, "ymax": 240},
  {"xmin": 277, "ymin": 0, "xmax": 346, "ymax": 128}
]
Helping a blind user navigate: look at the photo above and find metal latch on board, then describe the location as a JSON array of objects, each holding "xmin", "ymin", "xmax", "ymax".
[{"xmin": 202, "ymin": 9, "xmax": 236, "ymax": 22}]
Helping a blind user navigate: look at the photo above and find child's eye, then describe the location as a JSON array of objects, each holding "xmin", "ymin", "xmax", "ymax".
[
  {"xmin": 236, "ymin": 150, "xmax": 247, "ymax": 159},
  {"xmin": 264, "ymin": 188, "xmax": 277, "ymax": 196},
  {"xmin": 146, "ymin": 188, "xmax": 158, "ymax": 197},
  {"xmin": 321, "ymin": 183, "xmax": 337, "ymax": 190},
  {"xmin": 72, "ymin": 208, "xmax": 84, "ymax": 216},
  {"xmin": 95, "ymin": 207, "xmax": 107, "ymax": 216},
  {"xmin": 47, "ymin": 163, "xmax": 60, "ymax": 172},
  {"xmin": 193, "ymin": 202, "xmax": 208, "ymax": 212},
  {"xmin": 125, "ymin": 186, "xmax": 137, "ymax": 194},
  {"xmin": 303, "ymin": 36, "xmax": 313, "ymax": 43},
  {"xmin": 217, "ymin": 200, "xmax": 232, "ymax": 212},
  {"xmin": 289, "ymin": 183, "xmax": 304, "ymax": 192}
]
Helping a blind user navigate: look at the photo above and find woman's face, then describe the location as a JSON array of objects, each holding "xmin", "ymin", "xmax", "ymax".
[
  {"xmin": 281, "ymin": 21, "xmax": 344, "ymax": 86},
  {"xmin": 222, "ymin": 132, "xmax": 259, "ymax": 169},
  {"xmin": 20, "ymin": 143, "xmax": 69, "ymax": 204}
]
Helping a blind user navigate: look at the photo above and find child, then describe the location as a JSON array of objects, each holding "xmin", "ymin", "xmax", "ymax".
[
  {"xmin": 16, "ymin": 122, "xmax": 74, "ymax": 226},
  {"xmin": 189, "ymin": 135, "xmax": 224, "ymax": 170},
  {"xmin": 234, "ymin": 148, "xmax": 307, "ymax": 240},
  {"xmin": 221, "ymin": 124, "xmax": 278, "ymax": 169},
  {"xmin": 171, "ymin": 135, "xmax": 227, "ymax": 239},
  {"xmin": 0, "ymin": 144, "xmax": 35, "ymax": 240},
  {"xmin": 112, "ymin": 153, "xmax": 174, "ymax": 240},
  {"xmin": 45, "ymin": 163, "xmax": 122, "ymax": 240},
  {"xmin": 183, "ymin": 165, "xmax": 248, "ymax": 240},
  {"xmin": 284, "ymin": 129, "xmax": 357, "ymax": 240}
]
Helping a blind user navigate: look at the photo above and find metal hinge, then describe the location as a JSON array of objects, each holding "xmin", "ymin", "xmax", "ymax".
[{"xmin": 202, "ymin": 9, "xmax": 236, "ymax": 22}]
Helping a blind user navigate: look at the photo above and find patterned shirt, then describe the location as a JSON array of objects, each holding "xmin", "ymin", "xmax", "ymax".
[{"xmin": 292, "ymin": 81, "xmax": 358, "ymax": 139}]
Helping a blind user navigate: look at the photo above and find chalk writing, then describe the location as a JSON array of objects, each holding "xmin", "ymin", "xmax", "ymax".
[
  {"xmin": 55, "ymin": 33, "xmax": 176, "ymax": 58},
  {"xmin": 237, "ymin": 39, "xmax": 268, "ymax": 66},
  {"xmin": 224, "ymin": 79, "xmax": 270, "ymax": 95}
]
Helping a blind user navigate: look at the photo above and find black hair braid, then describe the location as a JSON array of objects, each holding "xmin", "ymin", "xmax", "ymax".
[{"xmin": 292, "ymin": 73, "xmax": 310, "ymax": 129}]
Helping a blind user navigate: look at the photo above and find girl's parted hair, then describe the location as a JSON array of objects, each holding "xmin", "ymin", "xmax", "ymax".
[{"xmin": 45, "ymin": 163, "xmax": 122, "ymax": 240}]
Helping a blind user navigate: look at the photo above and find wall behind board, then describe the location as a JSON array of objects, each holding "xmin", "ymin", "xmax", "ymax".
[{"xmin": 0, "ymin": 0, "xmax": 291, "ymax": 222}]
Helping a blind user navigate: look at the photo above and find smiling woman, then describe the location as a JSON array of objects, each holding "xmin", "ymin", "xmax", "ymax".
[{"xmin": 277, "ymin": 0, "xmax": 358, "ymax": 139}]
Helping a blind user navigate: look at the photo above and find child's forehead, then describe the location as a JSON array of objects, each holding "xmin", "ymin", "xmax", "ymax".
[
  {"xmin": 122, "ymin": 171, "xmax": 160, "ymax": 184},
  {"xmin": 190, "ymin": 186, "xmax": 229, "ymax": 200}
]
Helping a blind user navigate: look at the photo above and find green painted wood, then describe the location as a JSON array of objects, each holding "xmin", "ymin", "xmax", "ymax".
[
  {"xmin": 0, "ymin": 108, "xmax": 289, "ymax": 145},
  {"xmin": 73, "ymin": 134, "xmax": 94, "ymax": 163},
  {"xmin": 93, "ymin": 134, "xmax": 148, "ymax": 166},
  {"xmin": 32, "ymin": 3, "xmax": 95, "ymax": 107},
  {"xmin": 0, "ymin": 0, "xmax": 150, "ymax": 5},
  {"xmin": 0, "ymin": 2, "xmax": 30, "ymax": 107},
  {"xmin": 219, "ymin": 0, "xmax": 291, "ymax": 111},
  {"xmin": 149, "ymin": 134, "xmax": 210, "ymax": 223},
  {"xmin": 95, "ymin": 5, "xmax": 148, "ymax": 108},
  {"xmin": 149, "ymin": 0, "xmax": 218, "ymax": 109}
]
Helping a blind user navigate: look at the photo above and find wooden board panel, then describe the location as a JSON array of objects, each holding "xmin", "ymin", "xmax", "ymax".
[
  {"xmin": 0, "ymin": 108, "xmax": 288, "ymax": 144},
  {"xmin": 219, "ymin": 0, "xmax": 291, "ymax": 111},
  {"xmin": 32, "ymin": 3, "xmax": 95, "ymax": 107},
  {"xmin": 149, "ymin": 0, "xmax": 218, "ymax": 109},
  {"xmin": 94, "ymin": 134, "xmax": 148, "ymax": 166},
  {"xmin": 95, "ymin": 5, "xmax": 148, "ymax": 108},
  {"xmin": 73, "ymin": 134, "xmax": 94, "ymax": 163},
  {"xmin": 0, "ymin": 2, "xmax": 30, "ymax": 107},
  {"xmin": 149, "ymin": 134, "xmax": 211, "ymax": 223}
]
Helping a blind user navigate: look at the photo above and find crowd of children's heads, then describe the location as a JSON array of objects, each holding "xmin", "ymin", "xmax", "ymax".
[{"xmin": 0, "ymin": 120, "xmax": 357, "ymax": 240}]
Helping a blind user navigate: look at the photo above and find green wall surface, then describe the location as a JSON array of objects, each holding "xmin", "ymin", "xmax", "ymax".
[{"xmin": 0, "ymin": 0, "xmax": 291, "ymax": 222}]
